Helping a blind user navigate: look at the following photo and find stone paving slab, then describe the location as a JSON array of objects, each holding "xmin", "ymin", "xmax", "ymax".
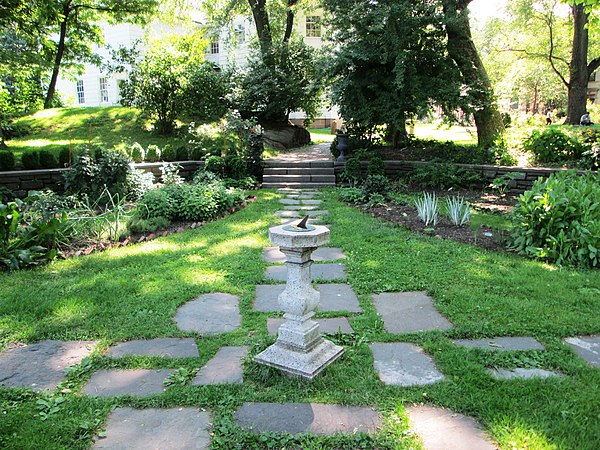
[
  {"xmin": 487, "ymin": 368, "xmax": 562, "ymax": 380},
  {"xmin": 83, "ymin": 369, "xmax": 176, "ymax": 397},
  {"xmin": 174, "ymin": 293, "xmax": 241, "ymax": 335},
  {"xmin": 280, "ymin": 198, "xmax": 301, "ymax": 205},
  {"xmin": 267, "ymin": 318, "xmax": 354, "ymax": 336},
  {"xmin": 192, "ymin": 346, "xmax": 248, "ymax": 385},
  {"xmin": 283, "ymin": 205, "xmax": 318, "ymax": 211},
  {"xmin": 235, "ymin": 402, "xmax": 381, "ymax": 435},
  {"xmin": 107, "ymin": 338, "xmax": 199, "ymax": 358},
  {"xmin": 94, "ymin": 407, "xmax": 211, "ymax": 449},
  {"xmin": 262, "ymin": 247, "xmax": 346, "ymax": 263},
  {"xmin": 453, "ymin": 337, "xmax": 544, "ymax": 351},
  {"xmin": 302, "ymin": 199, "xmax": 322, "ymax": 205},
  {"xmin": 0, "ymin": 340, "xmax": 97, "ymax": 391},
  {"xmin": 265, "ymin": 264, "xmax": 346, "ymax": 282},
  {"xmin": 407, "ymin": 405, "xmax": 496, "ymax": 450},
  {"xmin": 370, "ymin": 343, "xmax": 445, "ymax": 386},
  {"xmin": 274, "ymin": 210, "xmax": 329, "ymax": 218},
  {"xmin": 373, "ymin": 292, "xmax": 453, "ymax": 334},
  {"xmin": 254, "ymin": 284, "xmax": 361, "ymax": 312},
  {"xmin": 564, "ymin": 335, "xmax": 600, "ymax": 367}
]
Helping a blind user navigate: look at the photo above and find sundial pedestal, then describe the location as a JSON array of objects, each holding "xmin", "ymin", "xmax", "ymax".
[{"xmin": 254, "ymin": 224, "xmax": 344, "ymax": 380}]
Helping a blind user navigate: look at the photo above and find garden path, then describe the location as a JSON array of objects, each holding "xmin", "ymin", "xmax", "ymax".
[{"xmin": 272, "ymin": 142, "xmax": 332, "ymax": 161}]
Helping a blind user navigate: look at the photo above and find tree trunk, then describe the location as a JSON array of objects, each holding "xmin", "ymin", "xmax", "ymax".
[
  {"xmin": 442, "ymin": 0, "xmax": 504, "ymax": 147},
  {"xmin": 44, "ymin": 1, "xmax": 71, "ymax": 109},
  {"xmin": 566, "ymin": 4, "xmax": 590, "ymax": 125},
  {"xmin": 248, "ymin": 0, "xmax": 272, "ymax": 53}
]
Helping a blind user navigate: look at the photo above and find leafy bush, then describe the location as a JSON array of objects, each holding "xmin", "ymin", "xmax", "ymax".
[
  {"xmin": 22, "ymin": 151, "xmax": 40, "ymax": 169},
  {"xmin": 137, "ymin": 187, "xmax": 175, "ymax": 220},
  {"xmin": 125, "ymin": 169, "xmax": 155, "ymax": 201},
  {"xmin": 338, "ymin": 187, "xmax": 366, "ymax": 203},
  {"xmin": 145, "ymin": 145, "xmax": 161, "ymax": 162},
  {"xmin": 128, "ymin": 216, "xmax": 171, "ymax": 234},
  {"xmin": 361, "ymin": 175, "xmax": 390, "ymax": 199},
  {"xmin": 580, "ymin": 143, "xmax": 599, "ymax": 170},
  {"xmin": 244, "ymin": 132, "xmax": 264, "ymax": 181},
  {"xmin": 205, "ymin": 155, "xmax": 225, "ymax": 176},
  {"xmin": 59, "ymin": 148, "xmax": 71, "ymax": 167},
  {"xmin": 193, "ymin": 170, "xmax": 220, "ymax": 184},
  {"xmin": 340, "ymin": 157, "xmax": 362, "ymax": 186},
  {"xmin": 161, "ymin": 144, "xmax": 176, "ymax": 162},
  {"xmin": 409, "ymin": 139, "xmax": 495, "ymax": 165},
  {"xmin": 224, "ymin": 155, "xmax": 247, "ymax": 179},
  {"xmin": 411, "ymin": 162, "xmax": 485, "ymax": 190},
  {"xmin": 510, "ymin": 171, "xmax": 599, "ymax": 268},
  {"xmin": 367, "ymin": 155, "xmax": 385, "ymax": 176},
  {"xmin": 175, "ymin": 145, "xmax": 189, "ymax": 161},
  {"xmin": 223, "ymin": 176, "xmax": 257, "ymax": 190},
  {"xmin": 39, "ymin": 150, "xmax": 59, "ymax": 169},
  {"xmin": 0, "ymin": 150, "xmax": 15, "ymax": 170},
  {"xmin": 0, "ymin": 185, "xmax": 13, "ymax": 202},
  {"xmin": 160, "ymin": 163, "xmax": 183, "ymax": 185},
  {"xmin": 523, "ymin": 128, "xmax": 583, "ymax": 164},
  {"xmin": 128, "ymin": 142, "xmax": 145, "ymax": 163}
]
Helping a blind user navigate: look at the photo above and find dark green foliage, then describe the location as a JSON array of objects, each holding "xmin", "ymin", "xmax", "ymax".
[
  {"xmin": 338, "ymin": 187, "xmax": 366, "ymax": 203},
  {"xmin": 245, "ymin": 132, "xmax": 264, "ymax": 181},
  {"xmin": 185, "ymin": 63, "xmax": 231, "ymax": 123},
  {"xmin": 145, "ymin": 144, "xmax": 160, "ymax": 162},
  {"xmin": 0, "ymin": 150, "xmax": 15, "ymax": 170},
  {"xmin": 411, "ymin": 162, "xmax": 485, "ymax": 189},
  {"xmin": 524, "ymin": 128, "xmax": 583, "ymax": 164},
  {"xmin": 224, "ymin": 154, "xmax": 247, "ymax": 179},
  {"xmin": 361, "ymin": 175, "xmax": 391, "ymax": 199},
  {"xmin": 409, "ymin": 139, "xmax": 495, "ymax": 164},
  {"xmin": 38, "ymin": 150, "xmax": 58, "ymax": 169},
  {"xmin": 510, "ymin": 171, "xmax": 599, "ymax": 268},
  {"xmin": 502, "ymin": 112, "xmax": 512, "ymax": 128},
  {"xmin": 367, "ymin": 155, "xmax": 385, "ymax": 176},
  {"xmin": 21, "ymin": 150, "xmax": 39, "ymax": 169},
  {"xmin": 59, "ymin": 148, "xmax": 71, "ymax": 167},
  {"xmin": 137, "ymin": 187, "xmax": 174, "ymax": 220},
  {"xmin": 175, "ymin": 145, "xmax": 189, "ymax": 161},
  {"xmin": 236, "ymin": 39, "xmax": 322, "ymax": 123},
  {"xmin": 193, "ymin": 169, "xmax": 220, "ymax": 184},
  {"xmin": 128, "ymin": 215, "xmax": 171, "ymax": 234},
  {"xmin": 128, "ymin": 142, "xmax": 144, "ymax": 163},
  {"xmin": 0, "ymin": 186, "xmax": 13, "ymax": 202},
  {"xmin": 161, "ymin": 144, "xmax": 176, "ymax": 162},
  {"xmin": 205, "ymin": 155, "xmax": 225, "ymax": 176},
  {"xmin": 340, "ymin": 157, "xmax": 362, "ymax": 186}
]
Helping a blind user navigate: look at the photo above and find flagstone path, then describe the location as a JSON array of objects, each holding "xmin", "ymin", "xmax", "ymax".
[{"xmin": 2, "ymin": 187, "xmax": 596, "ymax": 448}]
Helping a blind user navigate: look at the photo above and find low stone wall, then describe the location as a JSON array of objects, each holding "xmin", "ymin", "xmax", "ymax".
[
  {"xmin": 0, "ymin": 161, "xmax": 204, "ymax": 198},
  {"xmin": 333, "ymin": 160, "xmax": 589, "ymax": 193}
]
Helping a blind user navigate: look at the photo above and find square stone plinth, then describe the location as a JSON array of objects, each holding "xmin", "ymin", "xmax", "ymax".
[
  {"xmin": 83, "ymin": 369, "xmax": 175, "ymax": 397},
  {"xmin": 370, "ymin": 343, "xmax": 445, "ymax": 386},
  {"xmin": 107, "ymin": 338, "xmax": 199, "ymax": 358},
  {"xmin": 174, "ymin": 293, "xmax": 240, "ymax": 335},
  {"xmin": 94, "ymin": 407, "xmax": 211, "ymax": 449},
  {"xmin": 373, "ymin": 292, "xmax": 453, "ymax": 334},
  {"xmin": 453, "ymin": 337, "xmax": 544, "ymax": 351},
  {"xmin": 267, "ymin": 318, "xmax": 354, "ymax": 336},
  {"xmin": 564, "ymin": 335, "xmax": 600, "ymax": 367},
  {"xmin": 254, "ymin": 339, "xmax": 343, "ymax": 380},
  {"xmin": 265, "ymin": 264, "xmax": 346, "ymax": 282},
  {"xmin": 0, "ymin": 340, "xmax": 97, "ymax": 391},
  {"xmin": 255, "ymin": 284, "xmax": 361, "ymax": 313},
  {"xmin": 235, "ymin": 403, "xmax": 381, "ymax": 435},
  {"xmin": 487, "ymin": 368, "xmax": 562, "ymax": 380},
  {"xmin": 263, "ymin": 247, "xmax": 346, "ymax": 263},
  {"xmin": 192, "ymin": 346, "xmax": 248, "ymax": 385},
  {"xmin": 407, "ymin": 405, "xmax": 496, "ymax": 450}
]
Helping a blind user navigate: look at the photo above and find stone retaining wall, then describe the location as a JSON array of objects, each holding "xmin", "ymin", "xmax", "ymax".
[
  {"xmin": 333, "ymin": 160, "xmax": 590, "ymax": 193},
  {"xmin": 0, "ymin": 161, "xmax": 204, "ymax": 198}
]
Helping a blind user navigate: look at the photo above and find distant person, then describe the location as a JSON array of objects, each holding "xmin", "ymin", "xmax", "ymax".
[
  {"xmin": 546, "ymin": 110, "xmax": 552, "ymax": 125},
  {"xmin": 580, "ymin": 111, "xmax": 593, "ymax": 126}
]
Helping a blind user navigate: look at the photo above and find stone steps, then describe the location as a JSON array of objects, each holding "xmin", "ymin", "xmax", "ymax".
[{"xmin": 262, "ymin": 159, "xmax": 335, "ymax": 189}]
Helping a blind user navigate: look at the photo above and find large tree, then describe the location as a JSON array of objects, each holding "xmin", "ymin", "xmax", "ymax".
[{"xmin": 442, "ymin": 0, "xmax": 505, "ymax": 147}]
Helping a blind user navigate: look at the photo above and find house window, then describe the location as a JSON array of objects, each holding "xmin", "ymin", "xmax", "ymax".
[
  {"xmin": 76, "ymin": 80, "xmax": 85, "ymax": 104},
  {"xmin": 99, "ymin": 77, "xmax": 109, "ymax": 103},
  {"xmin": 234, "ymin": 25, "xmax": 245, "ymax": 43},
  {"xmin": 306, "ymin": 16, "xmax": 321, "ymax": 38},
  {"xmin": 210, "ymin": 41, "xmax": 220, "ymax": 54}
]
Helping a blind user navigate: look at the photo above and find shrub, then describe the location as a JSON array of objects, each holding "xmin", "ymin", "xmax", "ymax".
[
  {"xmin": 193, "ymin": 170, "xmax": 220, "ymax": 184},
  {"xmin": 244, "ymin": 132, "xmax": 264, "ymax": 181},
  {"xmin": 21, "ymin": 151, "xmax": 40, "ymax": 169},
  {"xmin": 137, "ymin": 187, "xmax": 175, "ymax": 220},
  {"xmin": 411, "ymin": 162, "xmax": 484, "ymax": 190},
  {"xmin": 175, "ymin": 145, "xmax": 189, "ymax": 161},
  {"xmin": 205, "ymin": 155, "xmax": 225, "ymax": 176},
  {"xmin": 129, "ymin": 142, "xmax": 145, "ymax": 163},
  {"xmin": 367, "ymin": 155, "xmax": 385, "ymax": 176},
  {"xmin": 340, "ymin": 157, "xmax": 362, "ymax": 186},
  {"xmin": 161, "ymin": 144, "xmax": 176, "ymax": 162},
  {"xmin": 0, "ymin": 151, "xmax": 15, "ymax": 170},
  {"xmin": 38, "ymin": 150, "xmax": 59, "ymax": 169},
  {"xmin": 224, "ymin": 154, "xmax": 247, "ymax": 179},
  {"xmin": 160, "ymin": 163, "xmax": 184, "ymax": 185},
  {"xmin": 145, "ymin": 145, "xmax": 161, "ymax": 162},
  {"xmin": 523, "ymin": 128, "xmax": 583, "ymax": 164},
  {"xmin": 338, "ymin": 187, "xmax": 365, "ymax": 203},
  {"xmin": 125, "ymin": 169, "xmax": 155, "ymax": 201},
  {"xmin": 361, "ymin": 174, "xmax": 390, "ymax": 199},
  {"xmin": 0, "ymin": 186, "xmax": 13, "ymax": 202},
  {"xmin": 128, "ymin": 216, "xmax": 171, "ymax": 234},
  {"xmin": 510, "ymin": 171, "xmax": 599, "ymax": 268},
  {"xmin": 59, "ymin": 148, "xmax": 71, "ymax": 167}
]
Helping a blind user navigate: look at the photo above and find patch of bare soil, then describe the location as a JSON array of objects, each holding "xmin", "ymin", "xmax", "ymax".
[{"xmin": 355, "ymin": 190, "xmax": 517, "ymax": 252}]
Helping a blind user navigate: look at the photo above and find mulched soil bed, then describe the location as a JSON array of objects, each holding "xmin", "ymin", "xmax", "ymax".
[
  {"xmin": 354, "ymin": 189, "xmax": 518, "ymax": 252},
  {"xmin": 60, "ymin": 196, "xmax": 256, "ymax": 259}
]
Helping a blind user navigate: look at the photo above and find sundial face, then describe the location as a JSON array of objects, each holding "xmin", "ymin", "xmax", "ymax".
[{"xmin": 282, "ymin": 224, "xmax": 317, "ymax": 232}]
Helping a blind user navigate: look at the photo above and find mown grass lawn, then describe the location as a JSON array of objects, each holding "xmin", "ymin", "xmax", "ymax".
[
  {"xmin": 0, "ymin": 189, "xmax": 599, "ymax": 449},
  {"xmin": 7, "ymin": 107, "xmax": 185, "ymax": 162}
]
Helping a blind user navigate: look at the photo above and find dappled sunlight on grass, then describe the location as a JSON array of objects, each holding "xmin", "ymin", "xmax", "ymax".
[
  {"xmin": 207, "ymin": 236, "xmax": 263, "ymax": 257},
  {"xmin": 491, "ymin": 417, "xmax": 561, "ymax": 450}
]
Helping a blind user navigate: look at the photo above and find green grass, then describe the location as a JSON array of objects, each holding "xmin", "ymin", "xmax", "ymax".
[
  {"xmin": 309, "ymin": 127, "xmax": 336, "ymax": 143},
  {"xmin": 413, "ymin": 123, "xmax": 477, "ymax": 145},
  {"xmin": 7, "ymin": 107, "xmax": 185, "ymax": 162},
  {"xmin": 1, "ymin": 190, "xmax": 599, "ymax": 448}
]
